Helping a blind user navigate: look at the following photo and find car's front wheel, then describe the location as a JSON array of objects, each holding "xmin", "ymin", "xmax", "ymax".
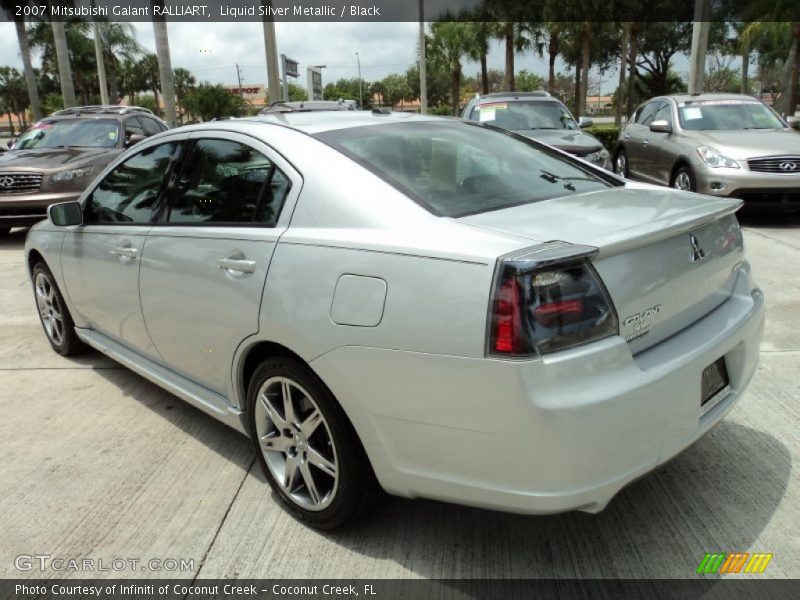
[
  {"xmin": 248, "ymin": 357, "xmax": 382, "ymax": 529},
  {"xmin": 671, "ymin": 165, "xmax": 697, "ymax": 192},
  {"xmin": 614, "ymin": 148, "xmax": 629, "ymax": 177},
  {"xmin": 32, "ymin": 262, "xmax": 86, "ymax": 356}
]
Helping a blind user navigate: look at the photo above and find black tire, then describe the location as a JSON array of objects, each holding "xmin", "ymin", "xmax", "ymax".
[
  {"xmin": 671, "ymin": 164, "xmax": 697, "ymax": 192},
  {"xmin": 614, "ymin": 147, "xmax": 629, "ymax": 177},
  {"xmin": 32, "ymin": 262, "xmax": 87, "ymax": 356},
  {"xmin": 247, "ymin": 357, "xmax": 383, "ymax": 529},
  {"xmin": 0, "ymin": 227, "xmax": 10, "ymax": 237}
]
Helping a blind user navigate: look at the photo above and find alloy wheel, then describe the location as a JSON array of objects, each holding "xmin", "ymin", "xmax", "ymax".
[
  {"xmin": 35, "ymin": 272, "xmax": 64, "ymax": 346},
  {"xmin": 673, "ymin": 171, "xmax": 692, "ymax": 191},
  {"xmin": 254, "ymin": 376, "xmax": 339, "ymax": 511},
  {"xmin": 615, "ymin": 152, "xmax": 627, "ymax": 176}
]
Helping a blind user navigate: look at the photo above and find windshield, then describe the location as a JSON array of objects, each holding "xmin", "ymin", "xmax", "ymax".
[
  {"xmin": 677, "ymin": 100, "xmax": 785, "ymax": 131},
  {"xmin": 14, "ymin": 119, "xmax": 120, "ymax": 149},
  {"xmin": 315, "ymin": 122, "xmax": 614, "ymax": 218},
  {"xmin": 472, "ymin": 100, "xmax": 579, "ymax": 130}
]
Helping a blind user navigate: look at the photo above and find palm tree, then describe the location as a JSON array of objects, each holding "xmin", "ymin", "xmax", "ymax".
[
  {"xmin": 51, "ymin": 20, "xmax": 76, "ymax": 107},
  {"xmin": 429, "ymin": 22, "xmax": 474, "ymax": 116},
  {"xmin": 2, "ymin": 1, "xmax": 42, "ymax": 120},
  {"xmin": 151, "ymin": 0, "xmax": 177, "ymax": 126},
  {"xmin": 97, "ymin": 22, "xmax": 141, "ymax": 103},
  {"xmin": 742, "ymin": 20, "xmax": 799, "ymax": 117},
  {"xmin": 173, "ymin": 68, "xmax": 196, "ymax": 124},
  {"xmin": 466, "ymin": 22, "xmax": 492, "ymax": 94}
]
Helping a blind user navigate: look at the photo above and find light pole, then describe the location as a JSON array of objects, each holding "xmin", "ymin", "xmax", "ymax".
[{"xmin": 355, "ymin": 51, "xmax": 363, "ymax": 109}]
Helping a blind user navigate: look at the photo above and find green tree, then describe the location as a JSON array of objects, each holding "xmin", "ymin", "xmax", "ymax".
[
  {"xmin": 183, "ymin": 83, "xmax": 245, "ymax": 122},
  {"xmin": 380, "ymin": 73, "xmax": 412, "ymax": 109},
  {"xmin": 515, "ymin": 69, "xmax": 545, "ymax": 92},
  {"xmin": 173, "ymin": 67, "xmax": 195, "ymax": 124},
  {"xmin": 429, "ymin": 21, "xmax": 474, "ymax": 116}
]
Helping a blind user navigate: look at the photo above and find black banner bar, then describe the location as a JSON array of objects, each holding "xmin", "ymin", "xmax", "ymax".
[
  {"xmin": 2, "ymin": 580, "xmax": 800, "ymax": 600},
  {"xmin": 2, "ymin": 1, "xmax": 799, "ymax": 23}
]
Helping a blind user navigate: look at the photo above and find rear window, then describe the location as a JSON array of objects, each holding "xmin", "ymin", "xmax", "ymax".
[{"xmin": 315, "ymin": 122, "xmax": 614, "ymax": 218}]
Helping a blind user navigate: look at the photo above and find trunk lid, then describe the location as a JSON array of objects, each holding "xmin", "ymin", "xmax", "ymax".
[{"xmin": 459, "ymin": 186, "xmax": 745, "ymax": 354}]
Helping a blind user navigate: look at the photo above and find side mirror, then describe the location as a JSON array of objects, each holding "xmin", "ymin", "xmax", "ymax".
[
  {"xmin": 578, "ymin": 116, "xmax": 593, "ymax": 128},
  {"xmin": 787, "ymin": 116, "xmax": 799, "ymax": 129},
  {"xmin": 48, "ymin": 201, "xmax": 83, "ymax": 226},
  {"xmin": 649, "ymin": 120, "xmax": 672, "ymax": 133},
  {"xmin": 125, "ymin": 133, "xmax": 146, "ymax": 147}
]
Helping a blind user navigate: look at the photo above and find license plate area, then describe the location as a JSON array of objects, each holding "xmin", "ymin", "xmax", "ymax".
[{"xmin": 701, "ymin": 357, "xmax": 730, "ymax": 417}]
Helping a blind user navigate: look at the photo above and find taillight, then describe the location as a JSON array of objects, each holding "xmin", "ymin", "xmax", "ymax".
[{"xmin": 487, "ymin": 244, "xmax": 618, "ymax": 357}]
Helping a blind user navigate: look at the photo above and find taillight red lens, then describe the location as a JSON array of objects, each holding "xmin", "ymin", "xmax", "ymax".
[
  {"xmin": 493, "ymin": 277, "xmax": 524, "ymax": 353},
  {"xmin": 533, "ymin": 299, "xmax": 584, "ymax": 328}
]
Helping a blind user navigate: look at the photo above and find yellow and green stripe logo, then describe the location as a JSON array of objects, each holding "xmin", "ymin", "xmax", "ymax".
[{"xmin": 697, "ymin": 552, "xmax": 773, "ymax": 574}]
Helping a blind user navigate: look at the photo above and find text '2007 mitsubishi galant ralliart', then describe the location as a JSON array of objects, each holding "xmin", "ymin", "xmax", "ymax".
[{"xmin": 25, "ymin": 111, "xmax": 764, "ymax": 529}]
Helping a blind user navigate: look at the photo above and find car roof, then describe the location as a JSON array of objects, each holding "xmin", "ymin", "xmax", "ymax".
[
  {"xmin": 184, "ymin": 111, "xmax": 456, "ymax": 135},
  {"xmin": 664, "ymin": 93, "xmax": 761, "ymax": 103},
  {"xmin": 470, "ymin": 92, "xmax": 555, "ymax": 104}
]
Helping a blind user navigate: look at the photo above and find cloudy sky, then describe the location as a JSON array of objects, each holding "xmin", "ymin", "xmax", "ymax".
[{"xmin": 0, "ymin": 21, "xmax": 694, "ymax": 95}]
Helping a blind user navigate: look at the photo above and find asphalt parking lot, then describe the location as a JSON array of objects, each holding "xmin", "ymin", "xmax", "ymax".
[{"xmin": 1, "ymin": 213, "xmax": 799, "ymax": 580}]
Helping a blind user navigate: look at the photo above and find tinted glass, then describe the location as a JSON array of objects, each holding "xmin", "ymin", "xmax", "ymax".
[
  {"xmin": 124, "ymin": 117, "xmax": 145, "ymax": 137},
  {"xmin": 635, "ymin": 101, "xmax": 659, "ymax": 125},
  {"xmin": 472, "ymin": 100, "xmax": 579, "ymax": 130},
  {"xmin": 316, "ymin": 122, "xmax": 613, "ymax": 218},
  {"xmin": 653, "ymin": 102, "xmax": 672, "ymax": 124},
  {"xmin": 168, "ymin": 139, "xmax": 289, "ymax": 225},
  {"xmin": 14, "ymin": 119, "xmax": 120, "ymax": 149},
  {"xmin": 140, "ymin": 117, "xmax": 164, "ymax": 136},
  {"xmin": 677, "ymin": 100, "xmax": 785, "ymax": 130},
  {"xmin": 85, "ymin": 142, "xmax": 177, "ymax": 224}
]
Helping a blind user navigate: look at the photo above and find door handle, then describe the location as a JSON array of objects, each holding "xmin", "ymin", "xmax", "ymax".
[
  {"xmin": 623, "ymin": 134, "xmax": 630, "ymax": 140},
  {"xmin": 217, "ymin": 257, "xmax": 256, "ymax": 274},
  {"xmin": 110, "ymin": 246, "xmax": 138, "ymax": 259},
  {"xmin": 642, "ymin": 139, "xmax": 649, "ymax": 147}
]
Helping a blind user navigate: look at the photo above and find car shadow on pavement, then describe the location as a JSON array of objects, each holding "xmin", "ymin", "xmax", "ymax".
[
  {"xmin": 0, "ymin": 227, "xmax": 28, "ymax": 248},
  {"xmin": 738, "ymin": 210, "xmax": 800, "ymax": 229},
  {"xmin": 327, "ymin": 419, "xmax": 790, "ymax": 579}
]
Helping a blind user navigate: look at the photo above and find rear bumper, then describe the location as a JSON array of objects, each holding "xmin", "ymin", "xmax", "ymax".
[
  {"xmin": 310, "ymin": 267, "xmax": 765, "ymax": 515},
  {"xmin": 0, "ymin": 191, "xmax": 81, "ymax": 226}
]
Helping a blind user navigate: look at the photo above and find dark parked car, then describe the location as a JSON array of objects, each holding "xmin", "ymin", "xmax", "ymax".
[
  {"xmin": 0, "ymin": 105, "xmax": 167, "ymax": 235},
  {"xmin": 462, "ymin": 92, "xmax": 612, "ymax": 170}
]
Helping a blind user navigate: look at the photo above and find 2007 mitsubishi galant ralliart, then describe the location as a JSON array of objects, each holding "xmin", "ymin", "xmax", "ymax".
[{"xmin": 25, "ymin": 112, "xmax": 764, "ymax": 529}]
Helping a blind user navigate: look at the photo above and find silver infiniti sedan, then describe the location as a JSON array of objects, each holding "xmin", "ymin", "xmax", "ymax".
[
  {"xmin": 615, "ymin": 93, "xmax": 800, "ymax": 208},
  {"xmin": 25, "ymin": 112, "xmax": 765, "ymax": 529}
]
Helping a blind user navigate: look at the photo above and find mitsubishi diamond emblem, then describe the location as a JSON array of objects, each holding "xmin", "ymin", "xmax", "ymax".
[
  {"xmin": 0, "ymin": 176, "xmax": 15, "ymax": 187},
  {"xmin": 779, "ymin": 161, "xmax": 797, "ymax": 172},
  {"xmin": 690, "ymin": 233, "xmax": 706, "ymax": 263}
]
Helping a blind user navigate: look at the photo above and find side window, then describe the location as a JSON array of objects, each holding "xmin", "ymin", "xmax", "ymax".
[
  {"xmin": 653, "ymin": 102, "xmax": 672, "ymax": 125},
  {"xmin": 140, "ymin": 117, "xmax": 165, "ymax": 136},
  {"xmin": 85, "ymin": 142, "xmax": 178, "ymax": 224},
  {"xmin": 635, "ymin": 101, "xmax": 659, "ymax": 125},
  {"xmin": 167, "ymin": 139, "xmax": 291, "ymax": 226},
  {"xmin": 124, "ymin": 117, "xmax": 145, "ymax": 138}
]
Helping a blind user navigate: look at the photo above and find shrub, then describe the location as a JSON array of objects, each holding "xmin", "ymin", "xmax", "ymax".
[{"xmin": 585, "ymin": 125, "xmax": 620, "ymax": 151}]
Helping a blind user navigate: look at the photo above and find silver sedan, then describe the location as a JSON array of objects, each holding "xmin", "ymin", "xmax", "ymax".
[{"xmin": 25, "ymin": 112, "xmax": 764, "ymax": 529}]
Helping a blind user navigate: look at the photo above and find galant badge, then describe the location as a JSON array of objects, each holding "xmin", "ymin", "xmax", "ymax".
[{"xmin": 689, "ymin": 233, "xmax": 706, "ymax": 263}]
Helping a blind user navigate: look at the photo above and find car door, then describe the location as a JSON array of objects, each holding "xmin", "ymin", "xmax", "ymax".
[
  {"xmin": 60, "ymin": 139, "xmax": 184, "ymax": 357},
  {"xmin": 622, "ymin": 100, "xmax": 659, "ymax": 179},
  {"xmin": 636, "ymin": 101, "xmax": 672, "ymax": 183},
  {"xmin": 646, "ymin": 101, "xmax": 678, "ymax": 185},
  {"xmin": 138, "ymin": 133, "xmax": 298, "ymax": 395}
]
